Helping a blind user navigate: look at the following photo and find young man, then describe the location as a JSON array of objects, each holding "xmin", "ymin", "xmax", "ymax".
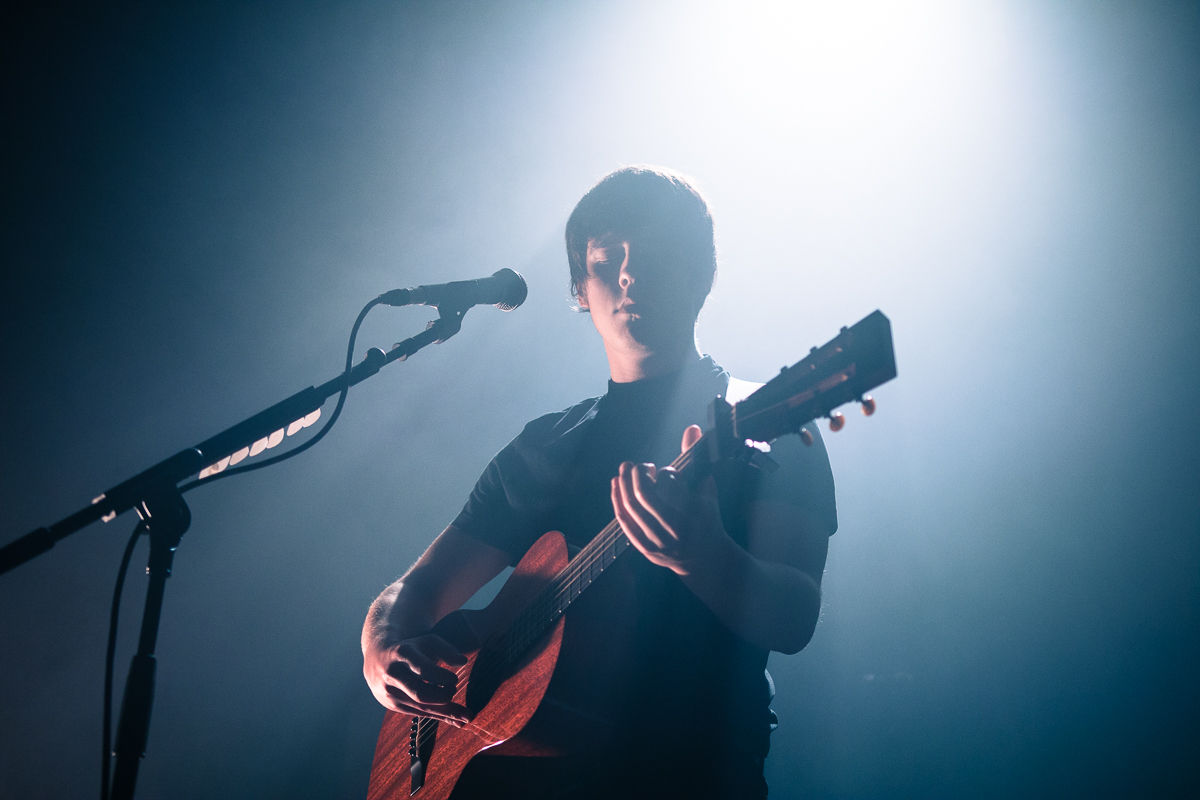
[{"xmin": 361, "ymin": 166, "xmax": 837, "ymax": 799}]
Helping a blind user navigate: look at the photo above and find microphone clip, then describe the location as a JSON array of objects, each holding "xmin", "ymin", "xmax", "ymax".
[{"xmin": 428, "ymin": 304, "xmax": 468, "ymax": 345}]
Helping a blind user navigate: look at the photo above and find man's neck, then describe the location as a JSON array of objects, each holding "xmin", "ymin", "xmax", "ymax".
[{"xmin": 605, "ymin": 338, "xmax": 702, "ymax": 384}]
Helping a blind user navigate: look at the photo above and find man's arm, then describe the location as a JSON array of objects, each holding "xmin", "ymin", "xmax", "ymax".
[
  {"xmin": 682, "ymin": 498, "xmax": 828, "ymax": 654},
  {"xmin": 361, "ymin": 525, "xmax": 511, "ymax": 723},
  {"xmin": 611, "ymin": 425, "xmax": 830, "ymax": 654}
]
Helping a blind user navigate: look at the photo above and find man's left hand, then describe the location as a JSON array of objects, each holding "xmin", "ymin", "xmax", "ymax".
[{"xmin": 610, "ymin": 424, "xmax": 726, "ymax": 576}]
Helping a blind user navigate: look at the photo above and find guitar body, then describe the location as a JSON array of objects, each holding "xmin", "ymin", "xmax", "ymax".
[{"xmin": 366, "ymin": 530, "xmax": 569, "ymax": 800}]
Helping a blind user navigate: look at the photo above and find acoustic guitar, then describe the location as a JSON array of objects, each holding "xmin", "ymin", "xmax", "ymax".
[{"xmin": 367, "ymin": 310, "xmax": 898, "ymax": 799}]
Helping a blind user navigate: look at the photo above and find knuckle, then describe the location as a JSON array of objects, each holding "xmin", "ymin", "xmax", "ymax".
[{"xmin": 385, "ymin": 660, "xmax": 413, "ymax": 678}]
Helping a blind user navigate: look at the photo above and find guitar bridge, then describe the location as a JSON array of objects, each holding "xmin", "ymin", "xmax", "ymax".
[{"xmin": 408, "ymin": 716, "xmax": 438, "ymax": 795}]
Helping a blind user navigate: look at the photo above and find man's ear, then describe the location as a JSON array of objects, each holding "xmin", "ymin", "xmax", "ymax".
[{"xmin": 575, "ymin": 287, "xmax": 589, "ymax": 310}]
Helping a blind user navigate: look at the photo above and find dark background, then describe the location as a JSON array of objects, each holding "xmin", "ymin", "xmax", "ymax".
[{"xmin": 2, "ymin": 1, "xmax": 1197, "ymax": 798}]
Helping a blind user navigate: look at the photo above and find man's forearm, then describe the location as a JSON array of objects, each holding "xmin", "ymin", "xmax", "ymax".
[{"xmin": 681, "ymin": 532, "xmax": 822, "ymax": 655}]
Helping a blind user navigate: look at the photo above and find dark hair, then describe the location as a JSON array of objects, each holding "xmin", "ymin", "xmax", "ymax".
[{"xmin": 565, "ymin": 165, "xmax": 717, "ymax": 315}]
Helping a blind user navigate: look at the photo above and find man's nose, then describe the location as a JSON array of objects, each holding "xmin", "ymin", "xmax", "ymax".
[{"xmin": 618, "ymin": 242, "xmax": 634, "ymax": 289}]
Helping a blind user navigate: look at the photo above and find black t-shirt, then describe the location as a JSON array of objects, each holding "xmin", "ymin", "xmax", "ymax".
[{"xmin": 452, "ymin": 355, "xmax": 837, "ymax": 760}]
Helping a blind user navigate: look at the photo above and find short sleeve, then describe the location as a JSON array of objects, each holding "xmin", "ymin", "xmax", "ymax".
[
  {"xmin": 451, "ymin": 399, "xmax": 601, "ymax": 562},
  {"xmin": 451, "ymin": 448, "xmax": 541, "ymax": 560}
]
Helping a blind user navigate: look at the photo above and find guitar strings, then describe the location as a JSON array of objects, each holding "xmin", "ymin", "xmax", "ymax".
[
  {"xmin": 410, "ymin": 518, "xmax": 628, "ymax": 749},
  {"xmin": 412, "ymin": 517, "xmax": 640, "ymax": 747}
]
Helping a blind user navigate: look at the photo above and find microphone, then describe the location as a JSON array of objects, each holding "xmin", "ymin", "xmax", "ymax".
[{"xmin": 379, "ymin": 268, "xmax": 528, "ymax": 311}]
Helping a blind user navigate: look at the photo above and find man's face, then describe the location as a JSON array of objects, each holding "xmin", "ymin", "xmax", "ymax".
[{"xmin": 578, "ymin": 231, "xmax": 702, "ymax": 354}]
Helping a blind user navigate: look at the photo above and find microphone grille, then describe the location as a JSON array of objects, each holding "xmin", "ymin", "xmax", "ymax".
[{"xmin": 492, "ymin": 268, "xmax": 528, "ymax": 311}]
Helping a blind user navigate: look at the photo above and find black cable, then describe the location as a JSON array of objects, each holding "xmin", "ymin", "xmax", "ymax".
[
  {"xmin": 178, "ymin": 297, "xmax": 381, "ymax": 494},
  {"xmin": 102, "ymin": 521, "xmax": 146, "ymax": 800}
]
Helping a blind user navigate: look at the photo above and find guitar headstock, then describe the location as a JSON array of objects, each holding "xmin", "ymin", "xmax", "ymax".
[{"xmin": 732, "ymin": 310, "xmax": 897, "ymax": 444}]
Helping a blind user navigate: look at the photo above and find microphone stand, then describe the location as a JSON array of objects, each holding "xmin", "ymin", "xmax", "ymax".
[{"xmin": 0, "ymin": 303, "xmax": 469, "ymax": 800}]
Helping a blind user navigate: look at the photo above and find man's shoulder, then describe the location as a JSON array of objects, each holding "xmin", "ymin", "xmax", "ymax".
[{"xmin": 513, "ymin": 394, "xmax": 605, "ymax": 450}]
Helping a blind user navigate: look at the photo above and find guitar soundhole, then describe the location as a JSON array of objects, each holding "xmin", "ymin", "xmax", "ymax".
[{"xmin": 408, "ymin": 716, "xmax": 438, "ymax": 795}]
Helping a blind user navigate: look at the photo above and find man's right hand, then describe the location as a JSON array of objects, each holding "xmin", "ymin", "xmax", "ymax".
[{"xmin": 362, "ymin": 632, "xmax": 472, "ymax": 726}]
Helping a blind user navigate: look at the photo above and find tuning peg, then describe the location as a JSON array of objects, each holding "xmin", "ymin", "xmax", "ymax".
[
  {"xmin": 799, "ymin": 428, "xmax": 814, "ymax": 446},
  {"xmin": 861, "ymin": 395, "xmax": 876, "ymax": 416},
  {"xmin": 828, "ymin": 411, "xmax": 845, "ymax": 432}
]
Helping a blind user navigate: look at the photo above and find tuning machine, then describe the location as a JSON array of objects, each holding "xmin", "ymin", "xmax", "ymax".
[
  {"xmin": 861, "ymin": 395, "xmax": 877, "ymax": 416},
  {"xmin": 828, "ymin": 411, "xmax": 846, "ymax": 432}
]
